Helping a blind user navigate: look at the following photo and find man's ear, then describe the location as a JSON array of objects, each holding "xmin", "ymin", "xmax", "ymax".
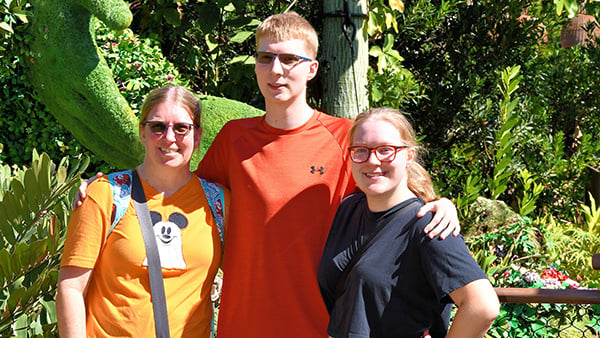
[{"xmin": 306, "ymin": 60, "xmax": 319, "ymax": 81}]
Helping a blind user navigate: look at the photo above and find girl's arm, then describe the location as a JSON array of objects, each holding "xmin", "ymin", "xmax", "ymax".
[{"xmin": 447, "ymin": 278, "xmax": 500, "ymax": 338}]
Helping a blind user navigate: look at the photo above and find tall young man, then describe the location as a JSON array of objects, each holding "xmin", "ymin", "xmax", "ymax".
[{"xmin": 196, "ymin": 12, "xmax": 459, "ymax": 338}]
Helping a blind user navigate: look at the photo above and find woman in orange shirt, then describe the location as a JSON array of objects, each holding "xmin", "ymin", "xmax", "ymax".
[{"xmin": 57, "ymin": 85, "xmax": 228, "ymax": 337}]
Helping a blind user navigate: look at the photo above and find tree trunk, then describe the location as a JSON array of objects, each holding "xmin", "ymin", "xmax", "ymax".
[{"xmin": 321, "ymin": 0, "xmax": 369, "ymax": 119}]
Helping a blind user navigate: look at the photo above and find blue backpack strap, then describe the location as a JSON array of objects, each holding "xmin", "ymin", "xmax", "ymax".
[
  {"xmin": 199, "ymin": 178, "xmax": 226, "ymax": 338},
  {"xmin": 107, "ymin": 169, "xmax": 133, "ymax": 236},
  {"xmin": 199, "ymin": 178, "xmax": 225, "ymax": 245}
]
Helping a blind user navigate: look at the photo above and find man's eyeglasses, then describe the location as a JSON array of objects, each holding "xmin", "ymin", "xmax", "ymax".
[
  {"xmin": 348, "ymin": 145, "xmax": 409, "ymax": 163},
  {"xmin": 143, "ymin": 121, "xmax": 196, "ymax": 137},
  {"xmin": 254, "ymin": 51, "xmax": 312, "ymax": 67}
]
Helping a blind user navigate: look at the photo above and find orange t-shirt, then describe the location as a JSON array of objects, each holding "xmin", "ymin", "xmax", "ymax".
[
  {"xmin": 196, "ymin": 111, "xmax": 355, "ymax": 337},
  {"xmin": 61, "ymin": 173, "xmax": 229, "ymax": 337}
]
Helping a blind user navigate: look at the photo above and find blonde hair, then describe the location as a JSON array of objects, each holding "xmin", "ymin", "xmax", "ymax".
[
  {"xmin": 256, "ymin": 12, "xmax": 319, "ymax": 58},
  {"xmin": 349, "ymin": 107, "xmax": 438, "ymax": 203},
  {"xmin": 139, "ymin": 85, "xmax": 201, "ymax": 128}
]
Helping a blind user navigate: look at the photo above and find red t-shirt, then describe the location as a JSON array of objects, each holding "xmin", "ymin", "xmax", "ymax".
[{"xmin": 196, "ymin": 111, "xmax": 355, "ymax": 337}]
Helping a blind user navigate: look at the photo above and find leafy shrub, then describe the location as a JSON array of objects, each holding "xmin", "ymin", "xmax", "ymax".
[
  {"xmin": 380, "ymin": 0, "xmax": 600, "ymax": 224},
  {"xmin": 519, "ymin": 45, "xmax": 600, "ymax": 219},
  {"xmin": 0, "ymin": 151, "xmax": 88, "ymax": 336},
  {"xmin": 127, "ymin": 0, "xmax": 267, "ymax": 102},
  {"xmin": 544, "ymin": 197, "xmax": 600, "ymax": 286},
  {"xmin": 95, "ymin": 22, "xmax": 190, "ymax": 115},
  {"xmin": 467, "ymin": 216, "xmax": 545, "ymax": 276}
]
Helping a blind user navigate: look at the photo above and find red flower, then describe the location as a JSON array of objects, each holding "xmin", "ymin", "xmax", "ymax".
[{"xmin": 541, "ymin": 268, "xmax": 568, "ymax": 281}]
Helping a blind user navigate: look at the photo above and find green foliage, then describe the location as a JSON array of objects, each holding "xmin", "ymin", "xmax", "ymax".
[
  {"xmin": 96, "ymin": 22, "xmax": 190, "ymax": 115},
  {"xmin": 0, "ymin": 0, "xmax": 28, "ymax": 38},
  {"xmin": 2, "ymin": 0, "xmax": 200, "ymax": 174},
  {"xmin": 428, "ymin": 65, "xmax": 540, "ymax": 221},
  {"xmin": 467, "ymin": 217, "xmax": 544, "ymax": 275},
  {"xmin": 545, "ymin": 198, "xmax": 600, "ymax": 286},
  {"xmin": 367, "ymin": 33, "xmax": 425, "ymax": 108},
  {"xmin": 366, "ymin": 0, "xmax": 453, "ymax": 110},
  {"xmin": 555, "ymin": 0, "xmax": 582, "ymax": 17},
  {"xmin": 517, "ymin": 169, "xmax": 544, "ymax": 217},
  {"xmin": 491, "ymin": 303, "xmax": 560, "ymax": 337},
  {"xmin": 466, "ymin": 215, "xmax": 600, "ymax": 336},
  {"xmin": 489, "ymin": 298, "xmax": 600, "ymax": 337},
  {"xmin": 490, "ymin": 66, "xmax": 521, "ymax": 200},
  {"xmin": 381, "ymin": 0, "xmax": 600, "ymax": 224},
  {"xmin": 518, "ymin": 43, "xmax": 600, "ymax": 219},
  {"xmin": 0, "ymin": 150, "xmax": 88, "ymax": 337},
  {"xmin": 486, "ymin": 264, "xmax": 600, "ymax": 337},
  {"xmin": 127, "ymin": 0, "xmax": 273, "ymax": 102}
]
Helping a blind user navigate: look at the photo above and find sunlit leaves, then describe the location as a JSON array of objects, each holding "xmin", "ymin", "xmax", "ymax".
[{"xmin": 0, "ymin": 151, "xmax": 88, "ymax": 336}]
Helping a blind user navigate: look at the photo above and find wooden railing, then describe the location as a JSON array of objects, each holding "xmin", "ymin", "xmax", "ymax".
[
  {"xmin": 488, "ymin": 254, "xmax": 600, "ymax": 337},
  {"xmin": 495, "ymin": 287, "xmax": 600, "ymax": 304},
  {"xmin": 494, "ymin": 254, "xmax": 600, "ymax": 304}
]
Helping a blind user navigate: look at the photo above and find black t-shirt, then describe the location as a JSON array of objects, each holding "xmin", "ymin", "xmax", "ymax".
[{"xmin": 318, "ymin": 193, "xmax": 487, "ymax": 338}]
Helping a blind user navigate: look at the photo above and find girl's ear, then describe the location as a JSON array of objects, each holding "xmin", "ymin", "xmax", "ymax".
[{"xmin": 406, "ymin": 146, "xmax": 416, "ymax": 164}]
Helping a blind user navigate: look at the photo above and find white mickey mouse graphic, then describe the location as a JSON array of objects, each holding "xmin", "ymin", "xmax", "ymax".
[{"xmin": 142, "ymin": 211, "xmax": 188, "ymax": 269}]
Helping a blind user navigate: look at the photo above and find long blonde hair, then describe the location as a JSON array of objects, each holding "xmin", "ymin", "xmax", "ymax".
[{"xmin": 349, "ymin": 107, "xmax": 438, "ymax": 202}]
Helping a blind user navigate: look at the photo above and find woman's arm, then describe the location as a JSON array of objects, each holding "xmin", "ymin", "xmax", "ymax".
[
  {"xmin": 56, "ymin": 266, "xmax": 93, "ymax": 338},
  {"xmin": 446, "ymin": 278, "xmax": 500, "ymax": 338}
]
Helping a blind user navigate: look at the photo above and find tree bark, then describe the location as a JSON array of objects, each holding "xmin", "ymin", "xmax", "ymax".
[{"xmin": 321, "ymin": 0, "xmax": 369, "ymax": 119}]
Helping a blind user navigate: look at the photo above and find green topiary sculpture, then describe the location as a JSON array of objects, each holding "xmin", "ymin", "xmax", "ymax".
[
  {"xmin": 30, "ymin": 0, "xmax": 141, "ymax": 169},
  {"xmin": 29, "ymin": 0, "xmax": 263, "ymax": 169}
]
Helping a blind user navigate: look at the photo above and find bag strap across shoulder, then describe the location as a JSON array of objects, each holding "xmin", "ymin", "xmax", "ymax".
[
  {"xmin": 334, "ymin": 198, "xmax": 419, "ymax": 300},
  {"xmin": 131, "ymin": 170, "xmax": 170, "ymax": 338},
  {"xmin": 199, "ymin": 178, "xmax": 225, "ymax": 245}
]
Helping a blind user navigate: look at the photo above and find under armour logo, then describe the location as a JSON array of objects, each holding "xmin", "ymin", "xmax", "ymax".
[{"xmin": 310, "ymin": 166, "xmax": 325, "ymax": 175}]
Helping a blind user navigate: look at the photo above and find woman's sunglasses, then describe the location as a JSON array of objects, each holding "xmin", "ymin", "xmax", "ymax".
[{"xmin": 143, "ymin": 121, "xmax": 196, "ymax": 136}]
